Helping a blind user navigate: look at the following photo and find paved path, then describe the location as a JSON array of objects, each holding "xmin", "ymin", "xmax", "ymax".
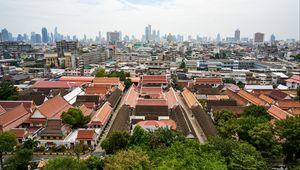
[
  {"xmin": 176, "ymin": 92, "xmax": 207, "ymax": 143},
  {"xmin": 95, "ymin": 90, "xmax": 128, "ymax": 151}
]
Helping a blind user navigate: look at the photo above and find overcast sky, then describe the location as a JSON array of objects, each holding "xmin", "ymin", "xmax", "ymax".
[{"xmin": 0, "ymin": 0, "xmax": 299, "ymax": 40}]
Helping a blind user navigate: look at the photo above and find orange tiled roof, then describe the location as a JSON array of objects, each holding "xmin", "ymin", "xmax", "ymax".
[
  {"xmin": 11, "ymin": 128, "xmax": 29, "ymax": 139},
  {"xmin": 0, "ymin": 104, "xmax": 30, "ymax": 132},
  {"xmin": 238, "ymin": 90, "xmax": 266, "ymax": 106},
  {"xmin": 124, "ymin": 85, "xmax": 139, "ymax": 108},
  {"xmin": 36, "ymin": 95, "xmax": 73, "ymax": 119},
  {"xmin": 268, "ymin": 105, "xmax": 294, "ymax": 120},
  {"xmin": 85, "ymin": 86, "xmax": 109, "ymax": 95},
  {"xmin": 136, "ymin": 99, "xmax": 168, "ymax": 106},
  {"xmin": 90, "ymin": 102, "xmax": 112, "ymax": 126},
  {"xmin": 32, "ymin": 81, "xmax": 86, "ymax": 89},
  {"xmin": 165, "ymin": 87, "xmax": 179, "ymax": 109},
  {"xmin": 141, "ymin": 75, "xmax": 168, "ymax": 84},
  {"xmin": 93, "ymin": 77, "xmax": 120, "ymax": 85},
  {"xmin": 258, "ymin": 94, "xmax": 274, "ymax": 104},
  {"xmin": 194, "ymin": 78, "xmax": 223, "ymax": 84},
  {"xmin": 77, "ymin": 129, "xmax": 96, "ymax": 140},
  {"xmin": 181, "ymin": 88, "xmax": 199, "ymax": 108},
  {"xmin": 207, "ymin": 95, "xmax": 229, "ymax": 101},
  {"xmin": 136, "ymin": 119, "xmax": 176, "ymax": 130},
  {"xmin": 59, "ymin": 76, "xmax": 94, "ymax": 82},
  {"xmin": 276, "ymin": 100, "xmax": 300, "ymax": 109},
  {"xmin": 79, "ymin": 104, "xmax": 93, "ymax": 117}
]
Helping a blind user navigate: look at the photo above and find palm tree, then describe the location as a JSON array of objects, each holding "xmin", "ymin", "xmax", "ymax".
[{"xmin": 23, "ymin": 137, "xmax": 40, "ymax": 150}]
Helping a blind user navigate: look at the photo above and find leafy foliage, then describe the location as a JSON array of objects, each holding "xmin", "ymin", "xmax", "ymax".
[
  {"xmin": 0, "ymin": 131, "xmax": 17, "ymax": 169},
  {"xmin": 105, "ymin": 148, "xmax": 150, "ymax": 170},
  {"xmin": 44, "ymin": 157, "xmax": 88, "ymax": 170},
  {"xmin": 101, "ymin": 131, "xmax": 130, "ymax": 154},
  {"xmin": 61, "ymin": 108, "xmax": 90, "ymax": 128},
  {"xmin": 242, "ymin": 105, "xmax": 270, "ymax": 120},
  {"xmin": 4, "ymin": 148, "xmax": 33, "ymax": 170},
  {"xmin": 0, "ymin": 81, "xmax": 19, "ymax": 100},
  {"xmin": 276, "ymin": 116, "xmax": 300, "ymax": 160},
  {"xmin": 83, "ymin": 155, "xmax": 104, "ymax": 170}
]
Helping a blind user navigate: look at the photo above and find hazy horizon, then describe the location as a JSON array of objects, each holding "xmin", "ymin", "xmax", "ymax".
[{"xmin": 0, "ymin": 0, "xmax": 299, "ymax": 40}]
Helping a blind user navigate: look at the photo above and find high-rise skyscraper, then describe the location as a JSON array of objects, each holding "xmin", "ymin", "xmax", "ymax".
[
  {"xmin": 217, "ymin": 33, "xmax": 221, "ymax": 42},
  {"xmin": 30, "ymin": 32, "xmax": 36, "ymax": 43},
  {"xmin": 54, "ymin": 27, "xmax": 58, "ymax": 41},
  {"xmin": 41, "ymin": 27, "xmax": 49, "ymax": 43},
  {"xmin": 234, "ymin": 29, "xmax": 240, "ymax": 42},
  {"xmin": 107, "ymin": 31, "xmax": 121, "ymax": 44},
  {"xmin": 254, "ymin": 32, "xmax": 264, "ymax": 43},
  {"xmin": 35, "ymin": 34, "xmax": 42, "ymax": 43},
  {"xmin": 1, "ymin": 28, "xmax": 9, "ymax": 41},
  {"xmin": 145, "ymin": 24, "xmax": 152, "ymax": 42},
  {"xmin": 270, "ymin": 34, "xmax": 276, "ymax": 43}
]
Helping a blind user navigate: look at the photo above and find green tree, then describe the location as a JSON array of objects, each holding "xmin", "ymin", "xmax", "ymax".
[
  {"xmin": 297, "ymin": 87, "xmax": 300, "ymax": 98},
  {"xmin": 276, "ymin": 116, "xmax": 300, "ymax": 161},
  {"xmin": 179, "ymin": 61, "xmax": 186, "ymax": 69},
  {"xmin": 0, "ymin": 131, "xmax": 17, "ymax": 169},
  {"xmin": 74, "ymin": 143, "xmax": 83, "ymax": 160},
  {"xmin": 123, "ymin": 78, "xmax": 132, "ymax": 90},
  {"xmin": 44, "ymin": 157, "xmax": 88, "ymax": 170},
  {"xmin": 205, "ymin": 137, "xmax": 268, "ymax": 170},
  {"xmin": 148, "ymin": 128, "xmax": 185, "ymax": 150},
  {"xmin": 0, "ymin": 81, "xmax": 19, "ymax": 100},
  {"xmin": 83, "ymin": 155, "xmax": 104, "ymax": 170},
  {"xmin": 61, "ymin": 108, "xmax": 90, "ymax": 128},
  {"xmin": 224, "ymin": 78, "xmax": 236, "ymax": 84},
  {"xmin": 130, "ymin": 126, "xmax": 149, "ymax": 147},
  {"xmin": 23, "ymin": 137, "xmax": 40, "ymax": 150},
  {"xmin": 249, "ymin": 122, "xmax": 282, "ymax": 158},
  {"xmin": 95, "ymin": 68, "xmax": 107, "ymax": 77},
  {"xmin": 104, "ymin": 148, "xmax": 150, "ymax": 170},
  {"xmin": 151, "ymin": 140, "xmax": 227, "ymax": 170},
  {"xmin": 101, "ymin": 131, "xmax": 130, "ymax": 154},
  {"xmin": 4, "ymin": 148, "xmax": 33, "ymax": 170},
  {"xmin": 242, "ymin": 105, "xmax": 270, "ymax": 120}
]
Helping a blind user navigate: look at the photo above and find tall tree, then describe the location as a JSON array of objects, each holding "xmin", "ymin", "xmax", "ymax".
[
  {"xmin": 4, "ymin": 148, "xmax": 33, "ymax": 170},
  {"xmin": 61, "ymin": 108, "xmax": 90, "ymax": 128},
  {"xmin": 243, "ymin": 105, "xmax": 270, "ymax": 120},
  {"xmin": 44, "ymin": 157, "xmax": 88, "ymax": 170},
  {"xmin": 249, "ymin": 122, "xmax": 282, "ymax": 158},
  {"xmin": 0, "ymin": 81, "xmax": 19, "ymax": 100},
  {"xmin": 104, "ymin": 148, "xmax": 150, "ymax": 170},
  {"xmin": 276, "ymin": 116, "xmax": 300, "ymax": 161},
  {"xmin": 0, "ymin": 131, "xmax": 17, "ymax": 169},
  {"xmin": 23, "ymin": 137, "xmax": 40, "ymax": 150},
  {"xmin": 83, "ymin": 155, "xmax": 104, "ymax": 170},
  {"xmin": 101, "ymin": 131, "xmax": 130, "ymax": 154}
]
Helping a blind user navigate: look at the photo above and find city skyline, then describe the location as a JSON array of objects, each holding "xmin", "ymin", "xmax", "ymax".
[{"xmin": 0, "ymin": 0, "xmax": 299, "ymax": 40}]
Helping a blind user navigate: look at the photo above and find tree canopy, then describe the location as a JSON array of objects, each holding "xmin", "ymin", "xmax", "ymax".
[
  {"xmin": 0, "ymin": 81, "xmax": 19, "ymax": 100},
  {"xmin": 0, "ymin": 131, "xmax": 17, "ymax": 169},
  {"xmin": 61, "ymin": 108, "xmax": 90, "ymax": 128}
]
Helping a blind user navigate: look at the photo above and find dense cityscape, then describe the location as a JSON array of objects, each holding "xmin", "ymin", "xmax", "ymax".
[{"xmin": 0, "ymin": 0, "xmax": 300, "ymax": 170}]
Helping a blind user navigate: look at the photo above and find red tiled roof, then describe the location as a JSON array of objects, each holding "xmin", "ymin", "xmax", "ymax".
[
  {"xmin": 194, "ymin": 78, "xmax": 223, "ymax": 85},
  {"xmin": 35, "ymin": 95, "xmax": 72, "ymax": 119},
  {"xmin": 0, "ymin": 104, "xmax": 30, "ymax": 132},
  {"xmin": 90, "ymin": 102, "xmax": 112, "ymax": 126},
  {"xmin": 124, "ymin": 85, "xmax": 139, "ymax": 108},
  {"xmin": 141, "ymin": 75, "xmax": 168, "ymax": 84},
  {"xmin": 238, "ymin": 90, "xmax": 266, "ymax": 106},
  {"xmin": 93, "ymin": 77, "xmax": 120, "ymax": 85},
  {"xmin": 207, "ymin": 95, "xmax": 229, "ymax": 101},
  {"xmin": 140, "ymin": 87, "xmax": 163, "ymax": 95},
  {"xmin": 86, "ymin": 86, "xmax": 109, "ymax": 95},
  {"xmin": 0, "ymin": 101, "xmax": 33, "ymax": 112},
  {"xmin": 268, "ymin": 105, "xmax": 294, "ymax": 120},
  {"xmin": 136, "ymin": 99, "xmax": 168, "ymax": 106},
  {"xmin": 79, "ymin": 104, "xmax": 93, "ymax": 117},
  {"xmin": 286, "ymin": 75, "xmax": 300, "ymax": 83},
  {"xmin": 32, "ymin": 81, "xmax": 86, "ymax": 89},
  {"xmin": 165, "ymin": 87, "xmax": 178, "ymax": 109},
  {"xmin": 136, "ymin": 120, "xmax": 176, "ymax": 130},
  {"xmin": 76, "ymin": 129, "xmax": 96, "ymax": 140},
  {"xmin": 130, "ymin": 77, "xmax": 140, "ymax": 83},
  {"xmin": 269, "ymin": 90, "xmax": 290, "ymax": 100},
  {"xmin": 276, "ymin": 100, "xmax": 300, "ymax": 109},
  {"xmin": 59, "ymin": 76, "xmax": 94, "ymax": 82},
  {"xmin": 0, "ymin": 105, "xmax": 6, "ymax": 115},
  {"xmin": 258, "ymin": 94, "xmax": 274, "ymax": 104},
  {"xmin": 11, "ymin": 128, "xmax": 29, "ymax": 139},
  {"xmin": 181, "ymin": 88, "xmax": 199, "ymax": 108}
]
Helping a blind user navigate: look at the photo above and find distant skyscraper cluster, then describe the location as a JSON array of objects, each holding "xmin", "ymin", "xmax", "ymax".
[
  {"xmin": 0, "ymin": 25, "xmax": 282, "ymax": 44},
  {"xmin": 144, "ymin": 24, "xmax": 160, "ymax": 42}
]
